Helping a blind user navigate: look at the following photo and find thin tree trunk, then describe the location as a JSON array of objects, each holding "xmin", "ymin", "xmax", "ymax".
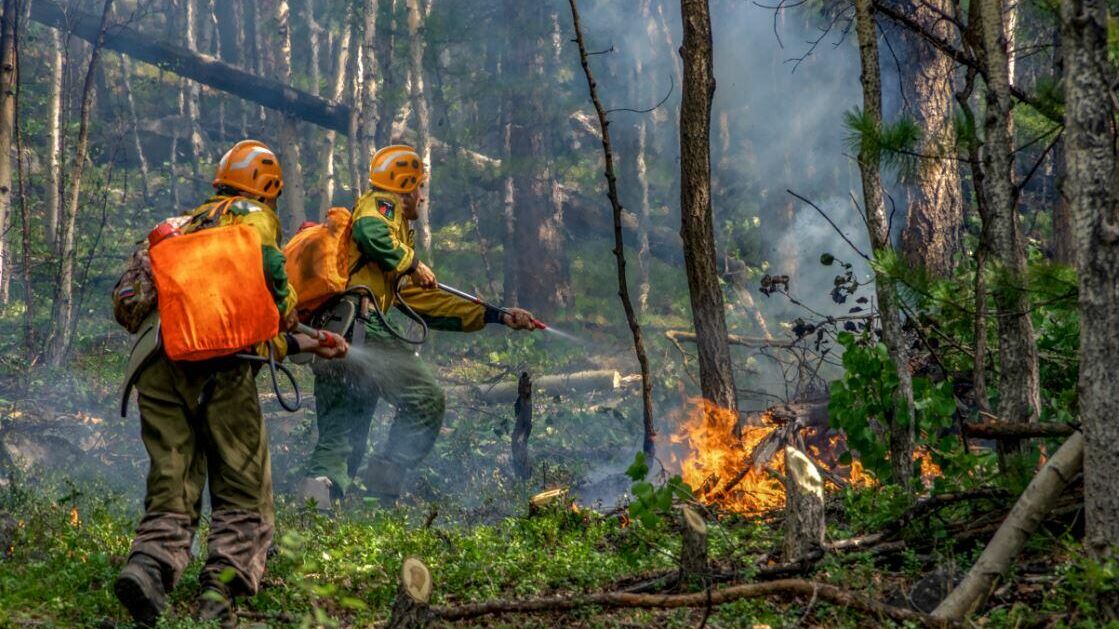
[
  {"xmin": 934, "ymin": 432, "xmax": 1084, "ymax": 619},
  {"xmin": 406, "ymin": 0, "xmax": 433, "ymax": 256},
  {"xmin": 322, "ymin": 18, "xmax": 351, "ymax": 213},
  {"xmin": 375, "ymin": 0, "xmax": 399, "ymax": 149},
  {"xmin": 0, "ymin": 0, "xmax": 18, "ymax": 306},
  {"xmin": 678, "ymin": 0, "xmax": 737, "ymax": 413},
  {"xmin": 1061, "ymin": 0, "xmax": 1119, "ymax": 557},
  {"xmin": 898, "ymin": 0, "xmax": 964, "ymax": 277},
  {"xmin": 569, "ymin": 0, "xmax": 656, "ymax": 459},
  {"xmin": 272, "ymin": 0, "xmax": 306, "ymax": 229},
  {"xmin": 206, "ymin": 0, "xmax": 224, "ymax": 140},
  {"xmin": 183, "ymin": 0, "xmax": 204, "ymax": 185},
  {"xmin": 233, "ymin": 0, "xmax": 248, "ymax": 135},
  {"xmin": 359, "ymin": 0, "xmax": 379, "ymax": 183},
  {"xmin": 120, "ymin": 55, "xmax": 150, "ymax": 204},
  {"xmin": 979, "ymin": 0, "xmax": 1041, "ymax": 449},
  {"xmin": 854, "ymin": 0, "xmax": 916, "ymax": 487},
  {"xmin": 16, "ymin": 70, "xmax": 31, "ymax": 357},
  {"xmin": 48, "ymin": 0, "xmax": 114, "ymax": 367},
  {"xmin": 46, "ymin": 27, "xmax": 63, "ymax": 251}
]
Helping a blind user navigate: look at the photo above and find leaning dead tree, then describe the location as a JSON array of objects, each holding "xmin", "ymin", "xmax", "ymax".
[
  {"xmin": 934, "ymin": 432, "xmax": 1084, "ymax": 619},
  {"xmin": 568, "ymin": 0, "xmax": 656, "ymax": 458}
]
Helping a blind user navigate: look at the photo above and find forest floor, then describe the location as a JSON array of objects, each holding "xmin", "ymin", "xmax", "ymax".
[{"xmin": 0, "ymin": 287, "xmax": 1111, "ymax": 627}]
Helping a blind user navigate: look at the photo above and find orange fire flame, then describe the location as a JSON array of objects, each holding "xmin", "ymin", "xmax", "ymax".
[
  {"xmin": 665, "ymin": 399, "xmax": 943, "ymax": 515},
  {"xmin": 668, "ymin": 399, "xmax": 785, "ymax": 515}
]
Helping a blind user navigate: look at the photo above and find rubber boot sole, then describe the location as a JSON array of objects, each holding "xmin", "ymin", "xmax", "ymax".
[{"xmin": 114, "ymin": 570, "xmax": 163, "ymax": 628}]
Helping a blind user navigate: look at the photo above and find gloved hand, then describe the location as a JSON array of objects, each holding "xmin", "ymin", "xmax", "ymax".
[
  {"xmin": 502, "ymin": 308, "xmax": 538, "ymax": 331},
  {"xmin": 410, "ymin": 260, "xmax": 437, "ymax": 289},
  {"xmin": 293, "ymin": 330, "xmax": 349, "ymax": 359}
]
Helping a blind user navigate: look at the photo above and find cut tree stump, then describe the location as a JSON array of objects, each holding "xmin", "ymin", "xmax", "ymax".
[
  {"xmin": 511, "ymin": 372, "xmax": 532, "ymax": 479},
  {"xmin": 446, "ymin": 370, "xmax": 622, "ymax": 402},
  {"xmin": 678, "ymin": 506, "xmax": 709, "ymax": 589},
  {"xmin": 783, "ymin": 446, "xmax": 825, "ymax": 562},
  {"xmin": 387, "ymin": 557, "xmax": 435, "ymax": 629}
]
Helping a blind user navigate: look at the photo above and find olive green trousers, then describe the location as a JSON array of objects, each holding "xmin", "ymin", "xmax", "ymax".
[
  {"xmin": 306, "ymin": 322, "xmax": 445, "ymax": 497},
  {"xmin": 126, "ymin": 351, "xmax": 274, "ymax": 595}
]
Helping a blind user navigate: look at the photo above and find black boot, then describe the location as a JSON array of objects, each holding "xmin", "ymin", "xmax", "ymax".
[
  {"xmin": 197, "ymin": 578, "xmax": 236, "ymax": 629},
  {"xmin": 362, "ymin": 457, "xmax": 407, "ymax": 506},
  {"xmin": 113, "ymin": 554, "xmax": 167, "ymax": 628}
]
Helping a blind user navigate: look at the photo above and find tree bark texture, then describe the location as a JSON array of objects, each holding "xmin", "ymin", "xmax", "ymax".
[
  {"xmin": 0, "ymin": 0, "xmax": 18, "ymax": 306},
  {"xmin": 46, "ymin": 26, "xmax": 63, "ymax": 251},
  {"xmin": 898, "ymin": 0, "xmax": 964, "ymax": 277},
  {"xmin": 48, "ymin": 0, "xmax": 113, "ymax": 367},
  {"xmin": 119, "ymin": 54, "xmax": 151, "ymax": 203},
  {"xmin": 979, "ymin": 0, "xmax": 1041, "ymax": 437},
  {"xmin": 783, "ymin": 446, "xmax": 825, "ymax": 562},
  {"xmin": 678, "ymin": 0, "xmax": 737, "ymax": 413},
  {"xmin": 359, "ymin": 0, "xmax": 378, "ymax": 185},
  {"xmin": 569, "ymin": 0, "xmax": 657, "ymax": 459},
  {"xmin": 272, "ymin": 0, "xmax": 307, "ymax": 228},
  {"xmin": 1062, "ymin": 0, "xmax": 1119, "ymax": 557},
  {"xmin": 321, "ymin": 18, "xmax": 351, "ymax": 212},
  {"xmin": 406, "ymin": 0, "xmax": 433, "ymax": 256},
  {"xmin": 182, "ymin": 0, "xmax": 204, "ymax": 183},
  {"xmin": 506, "ymin": 0, "xmax": 569, "ymax": 318},
  {"xmin": 934, "ymin": 432, "xmax": 1084, "ymax": 619},
  {"xmin": 511, "ymin": 371, "xmax": 532, "ymax": 480},
  {"xmin": 374, "ymin": 0, "xmax": 400, "ymax": 150},
  {"xmin": 854, "ymin": 0, "xmax": 916, "ymax": 487},
  {"xmin": 678, "ymin": 506, "xmax": 709, "ymax": 588}
]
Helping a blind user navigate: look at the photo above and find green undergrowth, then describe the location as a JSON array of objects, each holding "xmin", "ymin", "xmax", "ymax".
[{"xmin": 2, "ymin": 477, "xmax": 1115, "ymax": 627}]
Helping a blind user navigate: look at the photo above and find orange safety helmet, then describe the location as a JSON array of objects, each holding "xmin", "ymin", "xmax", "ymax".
[
  {"xmin": 368, "ymin": 145, "xmax": 425, "ymax": 194},
  {"xmin": 213, "ymin": 140, "xmax": 284, "ymax": 201}
]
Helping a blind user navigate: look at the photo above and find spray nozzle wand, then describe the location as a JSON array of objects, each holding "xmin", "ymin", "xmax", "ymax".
[
  {"xmin": 436, "ymin": 282, "xmax": 548, "ymax": 330},
  {"xmin": 294, "ymin": 323, "xmax": 342, "ymax": 348}
]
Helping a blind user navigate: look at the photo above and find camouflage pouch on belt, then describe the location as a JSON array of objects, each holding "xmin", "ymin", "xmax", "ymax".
[{"xmin": 112, "ymin": 247, "xmax": 157, "ymax": 334}]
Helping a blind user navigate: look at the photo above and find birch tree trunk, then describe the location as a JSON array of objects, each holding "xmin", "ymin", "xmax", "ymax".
[
  {"xmin": 854, "ymin": 0, "xmax": 916, "ymax": 487},
  {"xmin": 898, "ymin": 0, "xmax": 963, "ymax": 277},
  {"xmin": 46, "ymin": 27, "xmax": 63, "ymax": 250},
  {"xmin": 678, "ymin": 0, "xmax": 737, "ymax": 412},
  {"xmin": 272, "ymin": 0, "xmax": 306, "ymax": 228},
  {"xmin": 120, "ymin": 54, "xmax": 151, "ymax": 204},
  {"xmin": 375, "ymin": 0, "xmax": 400, "ymax": 150},
  {"xmin": 321, "ymin": 18, "xmax": 351, "ymax": 213},
  {"xmin": 406, "ymin": 0, "xmax": 433, "ymax": 256},
  {"xmin": 183, "ymin": 0, "xmax": 204, "ymax": 184},
  {"xmin": 48, "ymin": 0, "xmax": 114, "ymax": 367},
  {"xmin": 1061, "ymin": 0, "xmax": 1119, "ymax": 557},
  {"xmin": 979, "ymin": 0, "xmax": 1041, "ymax": 443},
  {"xmin": 0, "ymin": 0, "xmax": 18, "ymax": 306},
  {"xmin": 359, "ymin": 0, "xmax": 379, "ymax": 185}
]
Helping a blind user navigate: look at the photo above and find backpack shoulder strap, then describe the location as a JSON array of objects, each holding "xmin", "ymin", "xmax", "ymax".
[{"xmin": 190, "ymin": 196, "xmax": 242, "ymax": 231}]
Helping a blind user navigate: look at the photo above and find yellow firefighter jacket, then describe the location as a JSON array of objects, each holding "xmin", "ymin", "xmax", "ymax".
[{"xmin": 347, "ymin": 190, "xmax": 486, "ymax": 332}]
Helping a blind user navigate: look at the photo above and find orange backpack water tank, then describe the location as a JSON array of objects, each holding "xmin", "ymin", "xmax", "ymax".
[
  {"xmin": 283, "ymin": 207, "xmax": 354, "ymax": 317},
  {"xmin": 150, "ymin": 223, "xmax": 280, "ymax": 362}
]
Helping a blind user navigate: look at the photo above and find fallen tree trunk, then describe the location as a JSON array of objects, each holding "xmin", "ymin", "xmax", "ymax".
[
  {"xmin": 30, "ymin": 0, "xmax": 499, "ymax": 178},
  {"xmin": 666, "ymin": 330, "xmax": 796, "ymax": 349},
  {"xmin": 933, "ymin": 432, "xmax": 1084, "ymax": 620},
  {"xmin": 962, "ymin": 421, "xmax": 1076, "ymax": 440},
  {"xmin": 430, "ymin": 577, "xmax": 956, "ymax": 627},
  {"xmin": 446, "ymin": 370, "xmax": 623, "ymax": 402}
]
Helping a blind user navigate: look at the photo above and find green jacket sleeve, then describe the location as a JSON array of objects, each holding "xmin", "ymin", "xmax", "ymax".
[{"xmin": 351, "ymin": 192, "xmax": 416, "ymax": 273}]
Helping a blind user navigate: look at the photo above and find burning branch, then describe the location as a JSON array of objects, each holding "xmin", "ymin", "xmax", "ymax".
[{"xmin": 568, "ymin": 0, "xmax": 655, "ymax": 458}]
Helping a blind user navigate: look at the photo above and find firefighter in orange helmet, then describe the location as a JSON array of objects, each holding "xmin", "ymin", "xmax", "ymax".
[
  {"xmin": 299, "ymin": 145, "xmax": 536, "ymax": 510},
  {"xmin": 114, "ymin": 140, "xmax": 347, "ymax": 628}
]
